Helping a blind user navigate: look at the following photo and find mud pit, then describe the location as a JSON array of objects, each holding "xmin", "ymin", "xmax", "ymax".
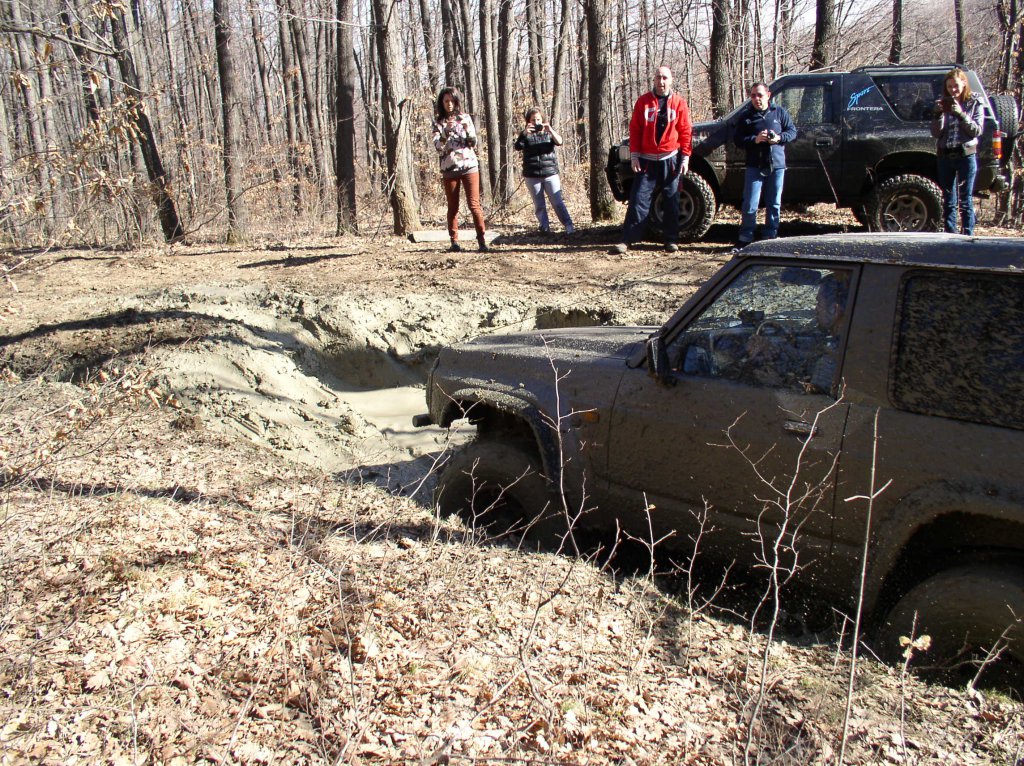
[{"xmin": 1, "ymin": 226, "xmax": 733, "ymax": 498}]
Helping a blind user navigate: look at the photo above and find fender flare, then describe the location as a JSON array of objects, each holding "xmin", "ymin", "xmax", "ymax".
[
  {"xmin": 439, "ymin": 388, "xmax": 566, "ymax": 486},
  {"xmin": 866, "ymin": 480, "xmax": 1024, "ymax": 617}
]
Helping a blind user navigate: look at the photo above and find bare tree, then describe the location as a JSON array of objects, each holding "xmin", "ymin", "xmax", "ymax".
[
  {"xmin": 527, "ymin": 0, "xmax": 546, "ymax": 106},
  {"xmin": 336, "ymin": 0, "xmax": 357, "ymax": 233},
  {"xmin": 888, "ymin": 0, "xmax": 903, "ymax": 64},
  {"xmin": 809, "ymin": 0, "xmax": 837, "ymax": 71},
  {"xmin": 954, "ymin": 0, "xmax": 966, "ymax": 64},
  {"xmin": 585, "ymin": 0, "xmax": 615, "ymax": 221},
  {"xmin": 549, "ymin": 0, "xmax": 572, "ymax": 126},
  {"xmin": 5, "ymin": 0, "xmax": 55, "ymax": 233},
  {"xmin": 440, "ymin": 0, "xmax": 460, "ymax": 89},
  {"xmin": 478, "ymin": 0, "xmax": 500, "ymax": 196},
  {"xmin": 213, "ymin": 0, "xmax": 248, "ymax": 242},
  {"xmin": 372, "ymin": 0, "xmax": 421, "ymax": 234},
  {"xmin": 418, "ymin": 0, "xmax": 440, "ymax": 94},
  {"xmin": 109, "ymin": 6, "xmax": 184, "ymax": 242},
  {"xmin": 709, "ymin": 0, "xmax": 731, "ymax": 118}
]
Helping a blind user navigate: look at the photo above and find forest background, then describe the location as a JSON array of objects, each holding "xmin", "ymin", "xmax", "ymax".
[{"xmin": 2, "ymin": 0, "xmax": 1022, "ymax": 249}]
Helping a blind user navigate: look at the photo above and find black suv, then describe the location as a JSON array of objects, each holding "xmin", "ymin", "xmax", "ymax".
[
  {"xmin": 417, "ymin": 233, "xmax": 1024, "ymax": 684},
  {"xmin": 605, "ymin": 65, "xmax": 1019, "ymax": 240}
]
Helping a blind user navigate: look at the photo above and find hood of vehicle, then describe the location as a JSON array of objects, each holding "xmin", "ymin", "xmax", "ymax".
[{"xmin": 458, "ymin": 325, "xmax": 654, "ymax": 360}]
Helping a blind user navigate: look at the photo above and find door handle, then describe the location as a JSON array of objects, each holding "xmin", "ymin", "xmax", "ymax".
[
  {"xmin": 783, "ymin": 420, "xmax": 818, "ymax": 437},
  {"xmin": 815, "ymin": 139, "xmax": 832, "ymax": 147}
]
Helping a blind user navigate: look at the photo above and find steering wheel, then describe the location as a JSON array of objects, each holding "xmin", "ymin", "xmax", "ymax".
[{"xmin": 755, "ymin": 319, "xmax": 789, "ymax": 337}]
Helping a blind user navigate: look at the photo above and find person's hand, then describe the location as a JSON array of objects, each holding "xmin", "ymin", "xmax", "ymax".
[
  {"xmin": 678, "ymin": 154, "xmax": 690, "ymax": 176},
  {"xmin": 950, "ymin": 99, "xmax": 965, "ymax": 117},
  {"xmin": 631, "ymin": 156, "xmax": 641, "ymax": 173},
  {"xmin": 755, "ymin": 129, "xmax": 770, "ymax": 144}
]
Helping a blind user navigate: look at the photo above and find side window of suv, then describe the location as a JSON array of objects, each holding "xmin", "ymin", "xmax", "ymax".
[
  {"xmin": 872, "ymin": 75, "xmax": 942, "ymax": 121},
  {"xmin": 774, "ymin": 84, "xmax": 834, "ymax": 124},
  {"xmin": 668, "ymin": 264, "xmax": 852, "ymax": 396},
  {"xmin": 892, "ymin": 272, "xmax": 1024, "ymax": 429}
]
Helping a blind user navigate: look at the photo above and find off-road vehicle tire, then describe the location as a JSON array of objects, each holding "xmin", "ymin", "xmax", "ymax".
[
  {"xmin": 648, "ymin": 172, "xmax": 717, "ymax": 242},
  {"xmin": 877, "ymin": 563, "xmax": 1024, "ymax": 688},
  {"xmin": 436, "ymin": 440, "xmax": 555, "ymax": 541},
  {"xmin": 866, "ymin": 174, "xmax": 943, "ymax": 232},
  {"xmin": 990, "ymin": 93, "xmax": 1021, "ymax": 140}
]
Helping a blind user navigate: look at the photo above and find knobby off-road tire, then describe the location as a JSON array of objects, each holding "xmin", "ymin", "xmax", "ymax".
[
  {"xmin": 435, "ymin": 440, "xmax": 560, "ymax": 544},
  {"xmin": 877, "ymin": 563, "xmax": 1024, "ymax": 689},
  {"xmin": 865, "ymin": 174, "xmax": 943, "ymax": 232},
  {"xmin": 648, "ymin": 172, "xmax": 717, "ymax": 242},
  {"xmin": 990, "ymin": 94, "xmax": 1020, "ymax": 141}
]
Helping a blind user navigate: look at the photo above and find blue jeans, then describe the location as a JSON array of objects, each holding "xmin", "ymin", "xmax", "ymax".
[
  {"xmin": 937, "ymin": 153, "xmax": 978, "ymax": 234},
  {"xmin": 524, "ymin": 175, "xmax": 574, "ymax": 231},
  {"xmin": 622, "ymin": 155, "xmax": 681, "ymax": 244},
  {"xmin": 739, "ymin": 166, "xmax": 785, "ymax": 243}
]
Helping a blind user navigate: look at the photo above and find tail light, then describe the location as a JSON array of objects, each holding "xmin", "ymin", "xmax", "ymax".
[{"xmin": 993, "ymin": 129, "xmax": 1004, "ymax": 160}]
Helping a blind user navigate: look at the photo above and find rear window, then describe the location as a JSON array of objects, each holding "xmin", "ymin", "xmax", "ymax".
[
  {"xmin": 891, "ymin": 271, "xmax": 1024, "ymax": 429},
  {"xmin": 872, "ymin": 74, "xmax": 942, "ymax": 121}
]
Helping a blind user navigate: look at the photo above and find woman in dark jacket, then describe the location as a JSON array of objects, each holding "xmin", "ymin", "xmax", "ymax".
[
  {"xmin": 931, "ymin": 68, "xmax": 985, "ymax": 235},
  {"xmin": 513, "ymin": 107, "xmax": 575, "ymax": 234}
]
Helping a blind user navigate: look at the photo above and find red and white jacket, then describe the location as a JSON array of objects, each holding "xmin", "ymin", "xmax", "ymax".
[{"xmin": 628, "ymin": 91, "xmax": 693, "ymax": 160}]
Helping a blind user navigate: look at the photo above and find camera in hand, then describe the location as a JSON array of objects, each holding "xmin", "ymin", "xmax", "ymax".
[
  {"xmin": 766, "ymin": 129, "xmax": 778, "ymax": 141},
  {"xmin": 942, "ymin": 96, "xmax": 953, "ymax": 112},
  {"xmin": 531, "ymin": 122, "xmax": 543, "ymax": 133}
]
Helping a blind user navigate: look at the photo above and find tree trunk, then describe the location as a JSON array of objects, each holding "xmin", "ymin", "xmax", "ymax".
[
  {"xmin": 954, "ymin": 0, "xmax": 966, "ymax": 65},
  {"xmin": 372, "ymin": 0, "xmax": 421, "ymax": 234},
  {"xmin": 110, "ymin": 8, "xmax": 184, "ymax": 242},
  {"xmin": 7, "ymin": 0, "xmax": 54, "ymax": 233},
  {"xmin": 709, "ymin": 0, "xmax": 731, "ymax": 118},
  {"xmin": 809, "ymin": 0, "xmax": 836, "ymax": 71},
  {"xmin": 276, "ymin": 1, "xmax": 304, "ymax": 209},
  {"xmin": 997, "ymin": 0, "xmax": 1018, "ymax": 91},
  {"xmin": 213, "ymin": 0, "xmax": 248, "ymax": 242},
  {"xmin": 336, "ymin": 0, "xmax": 357, "ymax": 233},
  {"xmin": 417, "ymin": 0, "xmax": 440, "ymax": 94},
  {"xmin": 478, "ymin": 0, "xmax": 500, "ymax": 197},
  {"xmin": 457, "ymin": 0, "xmax": 481, "ymax": 112},
  {"xmin": 440, "ymin": 0, "xmax": 461, "ymax": 90},
  {"xmin": 550, "ymin": 0, "xmax": 572, "ymax": 125},
  {"xmin": 526, "ymin": 0, "xmax": 545, "ymax": 106},
  {"xmin": 288, "ymin": 0, "xmax": 328, "ymax": 193},
  {"xmin": 497, "ymin": 0, "xmax": 516, "ymax": 202},
  {"xmin": 887, "ymin": 0, "xmax": 902, "ymax": 64},
  {"xmin": 248, "ymin": 4, "xmax": 276, "ymax": 145},
  {"xmin": 585, "ymin": 0, "xmax": 615, "ymax": 221}
]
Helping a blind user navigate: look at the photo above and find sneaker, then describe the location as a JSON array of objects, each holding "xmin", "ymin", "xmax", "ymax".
[
  {"xmin": 565, "ymin": 224, "xmax": 576, "ymax": 234},
  {"xmin": 449, "ymin": 241, "xmax": 462, "ymax": 252},
  {"xmin": 539, "ymin": 228, "xmax": 552, "ymax": 236},
  {"xmin": 665, "ymin": 243, "xmax": 679, "ymax": 253},
  {"xmin": 478, "ymin": 237, "xmax": 490, "ymax": 252},
  {"xmin": 609, "ymin": 242, "xmax": 628, "ymax": 255}
]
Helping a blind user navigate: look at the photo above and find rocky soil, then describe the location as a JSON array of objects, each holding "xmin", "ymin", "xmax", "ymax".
[{"xmin": 2, "ymin": 211, "xmax": 1023, "ymax": 764}]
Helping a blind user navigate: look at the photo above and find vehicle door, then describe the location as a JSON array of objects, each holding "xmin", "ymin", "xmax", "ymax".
[
  {"xmin": 603, "ymin": 262, "xmax": 856, "ymax": 572},
  {"xmin": 770, "ymin": 78, "xmax": 842, "ymax": 204}
]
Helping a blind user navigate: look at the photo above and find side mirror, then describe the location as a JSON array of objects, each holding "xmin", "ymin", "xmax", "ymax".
[{"xmin": 646, "ymin": 335, "xmax": 675, "ymax": 386}]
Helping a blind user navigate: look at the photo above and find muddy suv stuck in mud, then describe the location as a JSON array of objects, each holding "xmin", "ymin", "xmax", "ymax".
[
  {"xmin": 416, "ymin": 233, "xmax": 1024, "ymax": 683},
  {"xmin": 605, "ymin": 65, "xmax": 1019, "ymax": 240}
]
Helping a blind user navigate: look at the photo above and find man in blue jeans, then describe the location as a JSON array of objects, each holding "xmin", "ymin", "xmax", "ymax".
[
  {"xmin": 609, "ymin": 65, "xmax": 692, "ymax": 254},
  {"xmin": 734, "ymin": 83, "xmax": 797, "ymax": 248}
]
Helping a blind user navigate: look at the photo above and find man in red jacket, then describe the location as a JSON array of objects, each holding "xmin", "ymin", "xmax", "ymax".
[{"xmin": 610, "ymin": 65, "xmax": 693, "ymax": 254}]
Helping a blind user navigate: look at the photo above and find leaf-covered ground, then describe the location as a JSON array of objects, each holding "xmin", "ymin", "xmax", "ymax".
[{"xmin": 3, "ymin": 216, "xmax": 1023, "ymax": 764}]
